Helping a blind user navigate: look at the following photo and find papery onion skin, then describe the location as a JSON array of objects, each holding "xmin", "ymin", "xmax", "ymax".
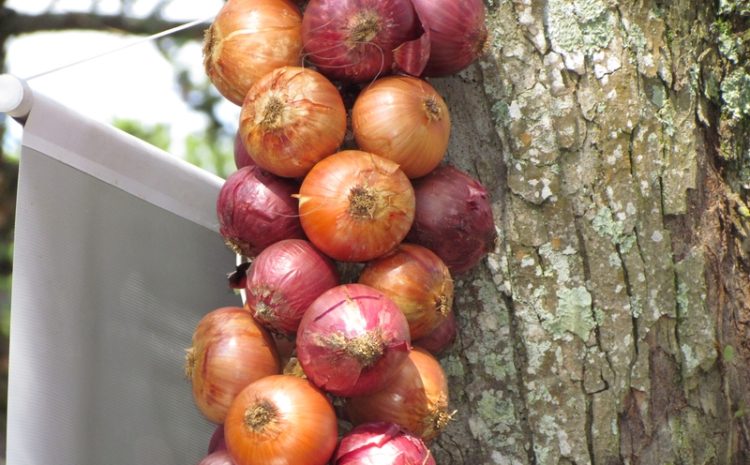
[
  {"xmin": 334, "ymin": 422, "xmax": 435, "ymax": 465},
  {"xmin": 217, "ymin": 165, "xmax": 304, "ymax": 257},
  {"xmin": 346, "ymin": 348, "xmax": 450, "ymax": 441},
  {"xmin": 224, "ymin": 375, "xmax": 337, "ymax": 465},
  {"xmin": 239, "ymin": 66, "xmax": 346, "ymax": 178},
  {"xmin": 298, "ymin": 150, "xmax": 415, "ymax": 262},
  {"xmin": 186, "ymin": 307, "xmax": 281, "ymax": 424},
  {"xmin": 245, "ymin": 239, "xmax": 340, "ymax": 336},
  {"xmin": 352, "ymin": 76, "xmax": 450, "ymax": 178},
  {"xmin": 234, "ymin": 132, "xmax": 255, "ymax": 170},
  {"xmin": 301, "ymin": 0, "xmax": 425, "ymax": 82},
  {"xmin": 358, "ymin": 243, "xmax": 453, "ymax": 340},
  {"xmin": 414, "ymin": 311, "xmax": 457, "ymax": 355},
  {"xmin": 296, "ymin": 283, "xmax": 411, "ymax": 397},
  {"xmin": 411, "ymin": 0, "xmax": 488, "ymax": 77},
  {"xmin": 208, "ymin": 424, "xmax": 227, "ymax": 453},
  {"xmin": 406, "ymin": 164, "xmax": 495, "ymax": 274},
  {"xmin": 198, "ymin": 449, "xmax": 235, "ymax": 465},
  {"xmin": 203, "ymin": 0, "xmax": 303, "ymax": 105}
]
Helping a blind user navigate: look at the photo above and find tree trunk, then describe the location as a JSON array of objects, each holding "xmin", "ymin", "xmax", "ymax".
[{"xmin": 432, "ymin": 0, "xmax": 750, "ymax": 464}]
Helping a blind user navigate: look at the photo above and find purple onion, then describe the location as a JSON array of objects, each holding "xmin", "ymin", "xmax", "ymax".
[
  {"xmin": 216, "ymin": 165, "xmax": 304, "ymax": 257},
  {"xmin": 406, "ymin": 165, "xmax": 495, "ymax": 274},
  {"xmin": 414, "ymin": 311, "xmax": 457, "ymax": 355},
  {"xmin": 197, "ymin": 449, "xmax": 235, "ymax": 465},
  {"xmin": 296, "ymin": 284, "xmax": 410, "ymax": 397},
  {"xmin": 245, "ymin": 239, "xmax": 340, "ymax": 335},
  {"xmin": 334, "ymin": 422, "xmax": 435, "ymax": 465}
]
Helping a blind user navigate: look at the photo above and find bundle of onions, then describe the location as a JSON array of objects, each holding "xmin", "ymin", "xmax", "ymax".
[
  {"xmin": 346, "ymin": 347, "xmax": 451, "ymax": 441},
  {"xmin": 216, "ymin": 165, "xmax": 304, "ymax": 257},
  {"xmin": 203, "ymin": 0, "xmax": 303, "ymax": 105},
  {"xmin": 333, "ymin": 422, "xmax": 435, "ymax": 465},
  {"xmin": 239, "ymin": 66, "xmax": 347, "ymax": 178},
  {"xmin": 185, "ymin": 307, "xmax": 280, "ymax": 423},
  {"xmin": 358, "ymin": 243, "xmax": 453, "ymax": 340},
  {"xmin": 296, "ymin": 283, "xmax": 411, "ymax": 397},
  {"xmin": 224, "ymin": 375, "xmax": 338, "ymax": 465},
  {"xmin": 352, "ymin": 76, "xmax": 450, "ymax": 178},
  {"xmin": 407, "ymin": 164, "xmax": 496, "ymax": 274},
  {"xmin": 297, "ymin": 150, "xmax": 415, "ymax": 262},
  {"xmin": 301, "ymin": 0, "xmax": 429, "ymax": 83},
  {"xmin": 244, "ymin": 239, "xmax": 339, "ymax": 336}
]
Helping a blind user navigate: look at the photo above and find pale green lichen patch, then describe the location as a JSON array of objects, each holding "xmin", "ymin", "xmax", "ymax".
[
  {"xmin": 591, "ymin": 206, "xmax": 636, "ymax": 252},
  {"xmin": 542, "ymin": 286, "xmax": 596, "ymax": 341},
  {"xmin": 675, "ymin": 248, "xmax": 716, "ymax": 381},
  {"xmin": 721, "ymin": 68, "xmax": 750, "ymax": 120}
]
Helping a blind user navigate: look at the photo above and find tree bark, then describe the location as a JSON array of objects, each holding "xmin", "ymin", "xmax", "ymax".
[{"xmin": 432, "ymin": 0, "xmax": 750, "ymax": 464}]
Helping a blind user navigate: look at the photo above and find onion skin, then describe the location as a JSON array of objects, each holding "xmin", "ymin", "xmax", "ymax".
[
  {"xmin": 296, "ymin": 283, "xmax": 411, "ymax": 397},
  {"xmin": 198, "ymin": 449, "xmax": 235, "ymax": 465},
  {"xmin": 346, "ymin": 348, "xmax": 450, "ymax": 441},
  {"xmin": 414, "ymin": 311, "xmax": 457, "ymax": 355},
  {"xmin": 411, "ymin": 0, "xmax": 488, "ymax": 77},
  {"xmin": 352, "ymin": 76, "xmax": 450, "ymax": 178},
  {"xmin": 301, "ymin": 0, "xmax": 426, "ymax": 82},
  {"xmin": 406, "ymin": 164, "xmax": 495, "ymax": 274},
  {"xmin": 233, "ymin": 131, "xmax": 254, "ymax": 170},
  {"xmin": 216, "ymin": 165, "xmax": 304, "ymax": 257},
  {"xmin": 298, "ymin": 150, "xmax": 415, "ymax": 262},
  {"xmin": 208, "ymin": 424, "xmax": 227, "ymax": 453},
  {"xmin": 186, "ymin": 307, "xmax": 281, "ymax": 424},
  {"xmin": 203, "ymin": 0, "xmax": 302, "ymax": 105},
  {"xmin": 224, "ymin": 375, "xmax": 338, "ymax": 465},
  {"xmin": 358, "ymin": 243, "xmax": 453, "ymax": 340},
  {"xmin": 334, "ymin": 422, "xmax": 435, "ymax": 465},
  {"xmin": 245, "ymin": 239, "xmax": 340, "ymax": 336},
  {"xmin": 239, "ymin": 66, "xmax": 347, "ymax": 178}
]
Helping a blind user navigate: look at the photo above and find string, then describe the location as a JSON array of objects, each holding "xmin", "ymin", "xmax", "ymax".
[{"xmin": 24, "ymin": 15, "xmax": 213, "ymax": 81}]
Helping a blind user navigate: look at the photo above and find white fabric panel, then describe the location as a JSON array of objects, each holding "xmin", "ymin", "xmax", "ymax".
[{"xmin": 7, "ymin": 93, "xmax": 241, "ymax": 465}]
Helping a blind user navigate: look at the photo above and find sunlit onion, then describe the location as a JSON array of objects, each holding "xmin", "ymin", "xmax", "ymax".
[
  {"xmin": 334, "ymin": 422, "xmax": 435, "ymax": 465},
  {"xmin": 301, "ymin": 0, "xmax": 428, "ymax": 82},
  {"xmin": 346, "ymin": 348, "xmax": 451, "ymax": 441},
  {"xmin": 352, "ymin": 75, "xmax": 450, "ymax": 178},
  {"xmin": 186, "ymin": 307, "xmax": 280, "ymax": 423},
  {"xmin": 203, "ymin": 0, "xmax": 303, "ymax": 105},
  {"xmin": 358, "ymin": 243, "xmax": 453, "ymax": 340},
  {"xmin": 411, "ymin": 0, "xmax": 488, "ymax": 76},
  {"xmin": 239, "ymin": 66, "xmax": 347, "ymax": 178},
  {"xmin": 297, "ymin": 150, "xmax": 415, "ymax": 262},
  {"xmin": 245, "ymin": 239, "xmax": 339, "ymax": 335},
  {"xmin": 407, "ymin": 164, "xmax": 495, "ymax": 274},
  {"xmin": 296, "ymin": 283, "xmax": 411, "ymax": 397},
  {"xmin": 216, "ymin": 165, "xmax": 304, "ymax": 257}
]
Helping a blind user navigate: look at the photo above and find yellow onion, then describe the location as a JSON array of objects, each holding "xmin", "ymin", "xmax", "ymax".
[
  {"xmin": 358, "ymin": 243, "xmax": 453, "ymax": 340},
  {"xmin": 239, "ymin": 66, "xmax": 347, "ymax": 178},
  {"xmin": 185, "ymin": 307, "xmax": 281, "ymax": 423},
  {"xmin": 203, "ymin": 0, "xmax": 303, "ymax": 105},
  {"xmin": 346, "ymin": 347, "xmax": 451, "ymax": 441},
  {"xmin": 352, "ymin": 76, "xmax": 450, "ymax": 179}
]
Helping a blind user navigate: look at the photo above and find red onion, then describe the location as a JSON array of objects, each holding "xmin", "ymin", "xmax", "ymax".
[
  {"xmin": 301, "ymin": 0, "xmax": 429, "ymax": 83},
  {"xmin": 208, "ymin": 424, "xmax": 227, "ymax": 453},
  {"xmin": 198, "ymin": 449, "xmax": 235, "ymax": 465},
  {"xmin": 414, "ymin": 311, "xmax": 457, "ymax": 355},
  {"xmin": 245, "ymin": 239, "xmax": 340, "ymax": 335},
  {"xmin": 296, "ymin": 283, "xmax": 411, "ymax": 397},
  {"xmin": 406, "ymin": 165, "xmax": 495, "ymax": 274},
  {"xmin": 333, "ymin": 422, "xmax": 435, "ymax": 465},
  {"xmin": 233, "ymin": 131, "xmax": 255, "ymax": 170},
  {"xmin": 217, "ymin": 165, "xmax": 304, "ymax": 257},
  {"xmin": 411, "ymin": 0, "xmax": 488, "ymax": 76}
]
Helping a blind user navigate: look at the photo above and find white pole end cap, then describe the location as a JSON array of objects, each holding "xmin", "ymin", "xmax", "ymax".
[{"xmin": 0, "ymin": 74, "xmax": 33, "ymax": 118}]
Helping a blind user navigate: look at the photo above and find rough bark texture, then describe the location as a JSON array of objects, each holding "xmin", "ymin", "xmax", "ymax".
[{"xmin": 431, "ymin": 0, "xmax": 750, "ymax": 464}]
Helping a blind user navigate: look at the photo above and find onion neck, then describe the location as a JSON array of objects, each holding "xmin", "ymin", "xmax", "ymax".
[
  {"xmin": 426, "ymin": 405, "xmax": 454, "ymax": 437},
  {"xmin": 435, "ymin": 294, "xmax": 450, "ymax": 317},
  {"xmin": 423, "ymin": 97, "xmax": 442, "ymax": 122},
  {"xmin": 260, "ymin": 96, "xmax": 285, "ymax": 130},
  {"xmin": 325, "ymin": 331, "xmax": 385, "ymax": 368},
  {"xmin": 348, "ymin": 11, "xmax": 381, "ymax": 45},
  {"xmin": 184, "ymin": 347, "xmax": 195, "ymax": 379},
  {"xmin": 348, "ymin": 186, "xmax": 379, "ymax": 219},
  {"xmin": 202, "ymin": 26, "xmax": 218, "ymax": 75},
  {"xmin": 244, "ymin": 399, "xmax": 279, "ymax": 433}
]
